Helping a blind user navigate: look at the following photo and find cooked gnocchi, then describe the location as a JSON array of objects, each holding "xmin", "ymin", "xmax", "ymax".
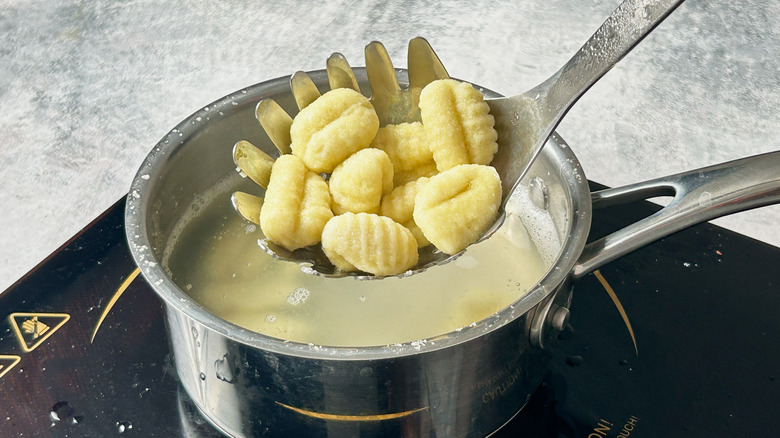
[
  {"xmin": 413, "ymin": 164, "xmax": 501, "ymax": 255},
  {"xmin": 321, "ymin": 212, "xmax": 419, "ymax": 276},
  {"xmin": 419, "ymin": 79, "xmax": 498, "ymax": 172},
  {"xmin": 259, "ymin": 154, "xmax": 333, "ymax": 251},
  {"xmin": 370, "ymin": 122, "xmax": 436, "ymax": 186},
  {"xmin": 392, "ymin": 162, "xmax": 439, "ymax": 187},
  {"xmin": 380, "ymin": 177, "xmax": 430, "ymax": 247},
  {"xmin": 329, "ymin": 148, "xmax": 394, "ymax": 215},
  {"xmin": 290, "ymin": 88, "xmax": 380, "ymax": 173},
  {"xmin": 245, "ymin": 73, "xmax": 502, "ymax": 276}
]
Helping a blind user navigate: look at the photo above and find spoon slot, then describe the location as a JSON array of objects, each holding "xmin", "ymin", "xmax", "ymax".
[
  {"xmin": 365, "ymin": 41, "xmax": 414, "ymax": 125},
  {"xmin": 231, "ymin": 191, "xmax": 264, "ymax": 225},
  {"xmin": 233, "ymin": 140, "xmax": 274, "ymax": 188},
  {"xmin": 408, "ymin": 36, "xmax": 450, "ymax": 112},
  {"xmin": 290, "ymin": 71, "xmax": 321, "ymax": 111},
  {"xmin": 255, "ymin": 99, "xmax": 293, "ymax": 155},
  {"xmin": 326, "ymin": 53, "xmax": 361, "ymax": 93}
]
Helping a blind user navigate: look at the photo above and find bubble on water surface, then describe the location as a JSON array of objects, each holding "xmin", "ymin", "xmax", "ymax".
[{"xmin": 286, "ymin": 288, "xmax": 310, "ymax": 305}]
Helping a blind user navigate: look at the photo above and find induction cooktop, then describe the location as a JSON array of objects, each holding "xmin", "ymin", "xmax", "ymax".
[{"xmin": 1, "ymin": 183, "xmax": 778, "ymax": 437}]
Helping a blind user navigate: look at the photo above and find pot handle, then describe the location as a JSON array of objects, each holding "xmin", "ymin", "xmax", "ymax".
[{"xmin": 572, "ymin": 150, "xmax": 780, "ymax": 279}]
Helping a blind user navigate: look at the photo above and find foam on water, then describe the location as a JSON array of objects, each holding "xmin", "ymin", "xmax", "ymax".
[
  {"xmin": 286, "ymin": 288, "xmax": 311, "ymax": 306},
  {"xmin": 506, "ymin": 184, "xmax": 561, "ymax": 267}
]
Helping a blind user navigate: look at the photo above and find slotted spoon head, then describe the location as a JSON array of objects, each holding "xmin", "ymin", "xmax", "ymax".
[
  {"xmin": 233, "ymin": 0, "xmax": 684, "ymax": 278},
  {"xmin": 232, "ymin": 37, "xmax": 458, "ymax": 279},
  {"xmin": 257, "ymin": 239, "xmax": 460, "ymax": 279}
]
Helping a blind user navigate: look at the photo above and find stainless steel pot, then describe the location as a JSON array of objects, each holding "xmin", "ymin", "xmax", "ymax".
[{"xmin": 125, "ymin": 69, "xmax": 780, "ymax": 437}]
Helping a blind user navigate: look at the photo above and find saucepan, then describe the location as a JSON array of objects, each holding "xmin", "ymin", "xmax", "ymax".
[{"xmin": 125, "ymin": 69, "xmax": 780, "ymax": 437}]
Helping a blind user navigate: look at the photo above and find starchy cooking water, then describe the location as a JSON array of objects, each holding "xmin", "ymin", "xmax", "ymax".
[{"xmin": 164, "ymin": 182, "xmax": 559, "ymax": 347}]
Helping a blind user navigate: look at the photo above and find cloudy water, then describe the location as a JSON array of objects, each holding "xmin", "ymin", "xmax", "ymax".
[{"xmin": 165, "ymin": 185, "xmax": 558, "ymax": 347}]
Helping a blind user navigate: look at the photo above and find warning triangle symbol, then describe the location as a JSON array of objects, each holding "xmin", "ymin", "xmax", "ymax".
[
  {"xmin": 0, "ymin": 355, "xmax": 21, "ymax": 380},
  {"xmin": 8, "ymin": 312, "xmax": 70, "ymax": 353}
]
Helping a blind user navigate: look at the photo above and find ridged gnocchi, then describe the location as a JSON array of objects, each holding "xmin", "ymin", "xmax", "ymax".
[
  {"xmin": 290, "ymin": 88, "xmax": 380, "ymax": 173},
  {"xmin": 259, "ymin": 155, "xmax": 333, "ymax": 251},
  {"xmin": 370, "ymin": 122, "xmax": 436, "ymax": 186},
  {"xmin": 329, "ymin": 148, "xmax": 394, "ymax": 215},
  {"xmin": 413, "ymin": 164, "xmax": 501, "ymax": 255},
  {"xmin": 419, "ymin": 79, "xmax": 498, "ymax": 172},
  {"xmin": 380, "ymin": 177, "xmax": 430, "ymax": 247},
  {"xmin": 241, "ymin": 72, "xmax": 502, "ymax": 276},
  {"xmin": 321, "ymin": 212, "xmax": 419, "ymax": 276}
]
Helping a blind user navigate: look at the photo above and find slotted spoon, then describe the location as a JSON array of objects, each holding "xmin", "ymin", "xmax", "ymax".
[{"xmin": 234, "ymin": 0, "xmax": 686, "ymax": 278}]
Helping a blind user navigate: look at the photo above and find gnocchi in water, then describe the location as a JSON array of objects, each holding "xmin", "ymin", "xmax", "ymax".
[{"xmin": 253, "ymin": 76, "xmax": 500, "ymax": 276}]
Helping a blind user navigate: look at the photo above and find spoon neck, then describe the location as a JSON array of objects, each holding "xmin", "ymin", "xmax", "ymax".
[{"xmin": 539, "ymin": 0, "xmax": 685, "ymax": 124}]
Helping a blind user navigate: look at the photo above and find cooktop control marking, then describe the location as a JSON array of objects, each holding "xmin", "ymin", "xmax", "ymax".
[
  {"xmin": 91, "ymin": 267, "xmax": 141, "ymax": 343},
  {"xmin": 275, "ymin": 402, "xmax": 428, "ymax": 421},
  {"xmin": 593, "ymin": 270, "xmax": 638, "ymax": 356},
  {"xmin": 0, "ymin": 355, "xmax": 21, "ymax": 380},
  {"xmin": 8, "ymin": 313, "xmax": 71, "ymax": 353}
]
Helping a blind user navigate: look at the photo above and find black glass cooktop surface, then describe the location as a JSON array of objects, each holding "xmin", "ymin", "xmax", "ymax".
[{"xmin": 1, "ymin": 186, "xmax": 778, "ymax": 437}]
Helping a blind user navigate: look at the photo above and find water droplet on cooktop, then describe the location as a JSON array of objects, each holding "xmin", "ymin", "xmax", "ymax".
[
  {"xmin": 200, "ymin": 372, "xmax": 206, "ymax": 381},
  {"xmin": 116, "ymin": 421, "xmax": 133, "ymax": 433},
  {"xmin": 565, "ymin": 355, "xmax": 584, "ymax": 367},
  {"xmin": 50, "ymin": 401, "xmax": 73, "ymax": 422}
]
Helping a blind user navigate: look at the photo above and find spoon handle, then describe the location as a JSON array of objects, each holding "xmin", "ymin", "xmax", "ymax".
[
  {"xmin": 490, "ymin": 0, "xmax": 686, "ymax": 200},
  {"xmin": 536, "ymin": 0, "xmax": 686, "ymax": 123}
]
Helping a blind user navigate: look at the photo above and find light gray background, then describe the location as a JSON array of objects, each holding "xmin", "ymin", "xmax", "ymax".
[{"xmin": 1, "ymin": 0, "xmax": 778, "ymax": 293}]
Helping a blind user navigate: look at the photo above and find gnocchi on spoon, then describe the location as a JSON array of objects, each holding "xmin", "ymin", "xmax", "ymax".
[{"xmin": 233, "ymin": 0, "xmax": 685, "ymax": 278}]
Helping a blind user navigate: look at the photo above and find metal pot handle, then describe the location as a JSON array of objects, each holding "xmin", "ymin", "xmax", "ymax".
[{"xmin": 572, "ymin": 150, "xmax": 780, "ymax": 279}]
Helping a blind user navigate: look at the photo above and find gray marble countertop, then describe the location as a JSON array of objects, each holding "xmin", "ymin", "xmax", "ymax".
[{"xmin": 1, "ymin": 0, "xmax": 778, "ymax": 292}]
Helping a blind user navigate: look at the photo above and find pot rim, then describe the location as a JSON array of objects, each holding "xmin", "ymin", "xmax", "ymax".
[{"xmin": 124, "ymin": 69, "xmax": 593, "ymax": 360}]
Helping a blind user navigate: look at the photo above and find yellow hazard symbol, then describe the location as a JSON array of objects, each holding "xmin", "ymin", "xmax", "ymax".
[
  {"xmin": 0, "ymin": 355, "xmax": 21, "ymax": 380},
  {"xmin": 8, "ymin": 312, "xmax": 70, "ymax": 353}
]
